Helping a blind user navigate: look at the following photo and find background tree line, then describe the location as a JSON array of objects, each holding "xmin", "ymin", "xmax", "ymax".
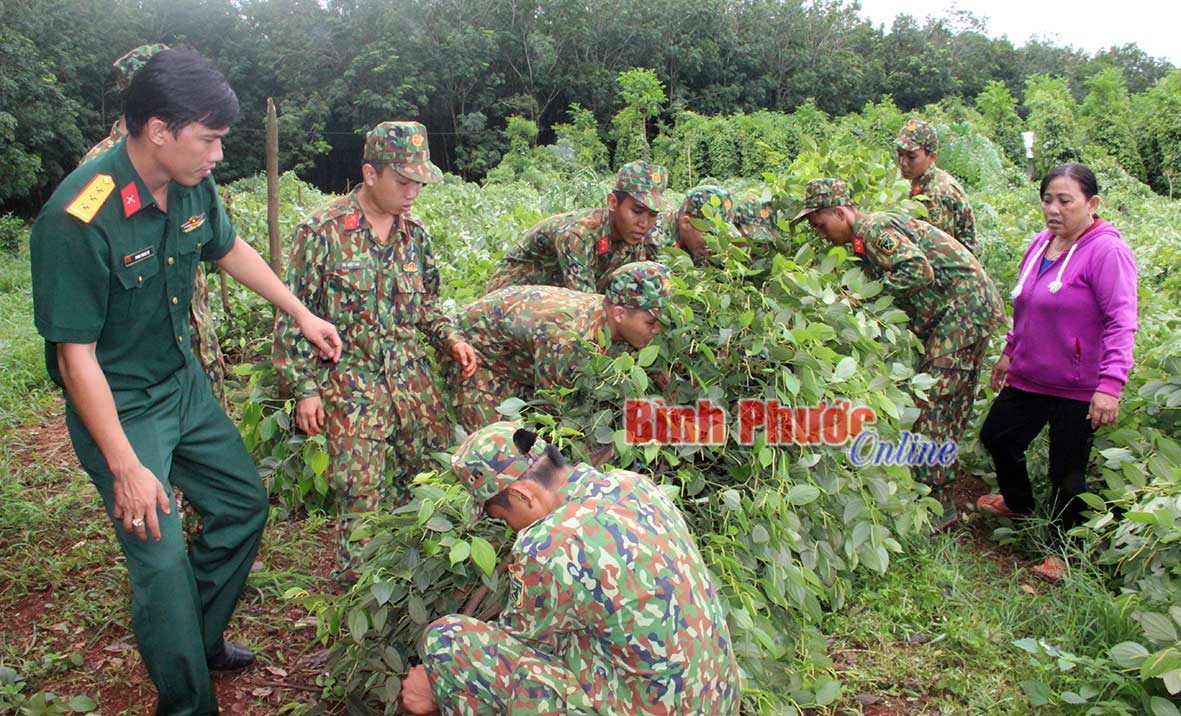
[{"xmin": 1, "ymin": 0, "xmax": 1177, "ymax": 217}]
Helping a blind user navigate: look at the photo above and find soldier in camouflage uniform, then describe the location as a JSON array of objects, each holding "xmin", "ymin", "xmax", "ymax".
[
  {"xmin": 444, "ymin": 262, "xmax": 671, "ymax": 430},
  {"xmin": 484, "ymin": 161, "xmax": 670, "ymax": 293},
  {"xmin": 794, "ymin": 179, "xmax": 1003, "ymax": 523},
  {"xmin": 661, "ymin": 184, "xmax": 737, "ymax": 265},
  {"xmin": 400, "ymin": 422, "xmax": 741, "ymax": 716},
  {"xmin": 80, "ymin": 43, "xmax": 228, "ymax": 408},
  {"xmin": 80, "ymin": 44, "xmax": 170, "ymax": 164},
  {"xmin": 733, "ymin": 196, "xmax": 780, "ymax": 243},
  {"xmin": 896, "ymin": 119, "xmax": 978, "ymax": 254},
  {"xmin": 273, "ymin": 121, "xmax": 478, "ymax": 579}
]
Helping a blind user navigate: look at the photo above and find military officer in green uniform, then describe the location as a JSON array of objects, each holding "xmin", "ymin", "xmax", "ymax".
[
  {"xmin": 30, "ymin": 49, "xmax": 342, "ymax": 715},
  {"xmin": 484, "ymin": 161, "xmax": 670, "ymax": 293},
  {"xmin": 82, "ymin": 43, "xmax": 228, "ymax": 409},
  {"xmin": 444, "ymin": 261, "xmax": 671, "ymax": 430},
  {"xmin": 793, "ymin": 179, "xmax": 1003, "ymax": 525},
  {"xmin": 273, "ymin": 121, "xmax": 477, "ymax": 580},
  {"xmin": 400, "ymin": 422, "xmax": 741, "ymax": 716},
  {"xmin": 661, "ymin": 184, "xmax": 737, "ymax": 264},
  {"xmin": 895, "ymin": 119, "xmax": 978, "ymax": 254}
]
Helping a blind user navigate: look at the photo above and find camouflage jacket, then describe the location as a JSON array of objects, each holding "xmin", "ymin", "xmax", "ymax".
[
  {"xmin": 911, "ymin": 166, "xmax": 977, "ymax": 254},
  {"xmin": 499, "ymin": 463, "xmax": 741, "ymax": 715},
  {"xmin": 852, "ymin": 211, "xmax": 1003, "ymax": 360},
  {"xmin": 80, "ymin": 122, "xmax": 125, "ymax": 165},
  {"xmin": 274, "ymin": 190, "xmax": 460, "ymax": 398},
  {"xmin": 454, "ymin": 286, "xmax": 606, "ymax": 390},
  {"xmin": 485, "ymin": 208, "xmax": 660, "ymax": 294}
]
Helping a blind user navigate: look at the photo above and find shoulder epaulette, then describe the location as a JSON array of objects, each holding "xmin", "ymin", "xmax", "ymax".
[
  {"xmin": 403, "ymin": 213, "xmax": 428, "ymax": 232},
  {"xmin": 65, "ymin": 174, "xmax": 115, "ymax": 224}
]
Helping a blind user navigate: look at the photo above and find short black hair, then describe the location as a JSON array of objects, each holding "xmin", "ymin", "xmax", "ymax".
[
  {"xmin": 124, "ymin": 48, "xmax": 239, "ymax": 138},
  {"xmin": 1040, "ymin": 163, "xmax": 1099, "ymax": 201},
  {"xmin": 483, "ymin": 443, "xmax": 566, "ymax": 514}
]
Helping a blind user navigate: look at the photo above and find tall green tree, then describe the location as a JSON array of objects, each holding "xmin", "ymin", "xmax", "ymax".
[
  {"xmin": 1080, "ymin": 67, "xmax": 1145, "ymax": 181},
  {"xmin": 610, "ymin": 68, "xmax": 666, "ymax": 165},
  {"xmin": 1094, "ymin": 43, "xmax": 1173, "ymax": 94},
  {"xmin": 974, "ymin": 80, "xmax": 1025, "ymax": 166},
  {"xmin": 0, "ymin": 27, "xmax": 85, "ymax": 206},
  {"xmin": 1134, "ymin": 70, "xmax": 1181, "ymax": 197},
  {"xmin": 1024, "ymin": 74, "xmax": 1082, "ymax": 177}
]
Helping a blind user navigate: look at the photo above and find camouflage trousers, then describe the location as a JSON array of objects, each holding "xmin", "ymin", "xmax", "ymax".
[
  {"xmin": 910, "ymin": 336, "xmax": 991, "ymax": 487},
  {"xmin": 325, "ymin": 368, "xmax": 452, "ymax": 578},
  {"xmin": 446, "ymin": 362, "xmax": 524, "ymax": 433},
  {"xmin": 422, "ymin": 615, "xmax": 613, "ymax": 716},
  {"xmin": 175, "ymin": 265, "xmax": 225, "ymax": 539},
  {"xmin": 189, "ymin": 265, "xmax": 226, "ymax": 407}
]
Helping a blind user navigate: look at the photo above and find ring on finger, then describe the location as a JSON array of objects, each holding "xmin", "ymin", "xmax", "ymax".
[{"xmin": 131, "ymin": 517, "xmax": 145, "ymax": 528}]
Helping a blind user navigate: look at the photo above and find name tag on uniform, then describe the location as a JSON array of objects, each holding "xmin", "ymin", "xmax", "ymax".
[
  {"xmin": 338, "ymin": 259, "xmax": 368, "ymax": 271},
  {"xmin": 124, "ymin": 247, "xmax": 155, "ymax": 267},
  {"xmin": 180, "ymin": 213, "xmax": 207, "ymax": 233}
]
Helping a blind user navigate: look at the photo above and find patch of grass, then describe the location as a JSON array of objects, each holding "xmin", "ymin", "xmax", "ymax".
[
  {"xmin": 825, "ymin": 532, "xmax": 1143, "ymax": 715},
  {"xmin": 0, "ymin": 261, "xmax": 54, "ymax": 428},
  {"xmin": 0, "ymin": 217, "xmax": 31, "ymax": 292}
]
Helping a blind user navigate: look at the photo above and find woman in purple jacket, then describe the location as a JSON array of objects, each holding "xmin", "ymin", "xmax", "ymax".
[{"xmin": 977, "ymin": 163, "xmax": 1138, "ymax": 581}]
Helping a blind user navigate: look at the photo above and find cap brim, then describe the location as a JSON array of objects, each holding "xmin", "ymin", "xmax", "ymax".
[
  {"xmin": 630, "ymin": 191, "xmax": 670, "ymax": 213},
  {"xmin": 396, "ymin": 162, "xmax": 444, "ymax": 184},
  {"xmin": 790, "ymin": 207, "xmax": 818, "ymax": 225}
]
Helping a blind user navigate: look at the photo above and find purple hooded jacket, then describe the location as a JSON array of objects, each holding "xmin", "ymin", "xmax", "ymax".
[{"xmin": 1002, "ymin": 220, "xmax": 1138, "ymax": 402}]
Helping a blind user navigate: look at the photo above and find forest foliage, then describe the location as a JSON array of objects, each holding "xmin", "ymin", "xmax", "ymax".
[{"xmin": 2, "ymin": 0, "xmax": 1179, "ymax": 215}]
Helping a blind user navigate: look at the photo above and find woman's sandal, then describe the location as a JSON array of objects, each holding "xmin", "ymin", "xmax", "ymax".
[
  {"xmin": 1031, "ymin": 556, "xmax": 1068, "ymax": 582},
  {"xmin": 975, "ymin": 493, "xmax": 1017, "ymax": 517}
]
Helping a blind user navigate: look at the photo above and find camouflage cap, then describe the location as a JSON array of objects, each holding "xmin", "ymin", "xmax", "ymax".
[
  {"xmin": 734, "ymin": 198, "xmax": 777, "ymax": 241},
  {"xmin": 363, "ymin": 121, "xmax": 443, "ymax": 184},
  {"xmin": 895, "ymin": 118, "xmax": 939, "ymax": 153},
  {"xmin": 113, "ymin": 44, "xmax": 169, "ymax": 92},
  {"xmin": 614, "ymin": 161, "xmax": 670, "ymax": 212},
  {"xmin": 790, "ymin": 179, "xmax": 855, "ymax": 224},
  {"xmin": 604, "ymin": 261, "xmax": 671, "ymax": 315},
  {"xmin": 451, "ymin": 421, "xmax": 548, "ymax": 519},
  {"xmin": 680, "ymin": 185, "xmax": 735, "ymax": 223}
]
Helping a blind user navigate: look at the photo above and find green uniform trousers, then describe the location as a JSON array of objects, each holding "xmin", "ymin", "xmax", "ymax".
[{"xmin": 65, "ymin": 363, "xmax": 268, "ymax": 716}]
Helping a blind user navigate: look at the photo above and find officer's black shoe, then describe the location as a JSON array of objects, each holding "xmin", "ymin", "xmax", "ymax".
[{"xmin": 207, "ymin": 643, "xmax": 255, "ymax": 672}]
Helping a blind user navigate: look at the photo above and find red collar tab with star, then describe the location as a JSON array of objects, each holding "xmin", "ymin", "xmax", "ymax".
[
  {"xmin": 120, "ymin": 182, "xmax": 142, "ymax": 218},
  {"xmin": 343, "ymin": 212, "xmax": 360, "ymax": 231},
  {"xmin": 596, "ymin": 235, "xmax": 610, "ymax": 256},
  {"xmin": 852, "ymin": 237, "xmax": 865, "ymax": 255}
]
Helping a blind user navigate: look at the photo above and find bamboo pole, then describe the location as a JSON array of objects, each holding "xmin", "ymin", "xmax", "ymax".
[{"xmin": 266, "ymin": 98, "xmax": 281, "ymax": 276}]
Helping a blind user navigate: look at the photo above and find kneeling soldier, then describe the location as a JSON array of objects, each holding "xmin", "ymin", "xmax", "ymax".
[{"xmin": 401, "ymin": 422, "xmax": 742, "ymax": 716}]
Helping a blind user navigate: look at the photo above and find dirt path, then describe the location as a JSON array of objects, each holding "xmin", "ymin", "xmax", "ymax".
[{"xmin": 2, "ymin": 408, "xmax": 335, "ymax": 714}]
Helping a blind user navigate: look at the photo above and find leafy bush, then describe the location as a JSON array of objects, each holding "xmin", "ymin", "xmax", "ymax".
[
  {"xmin": 0, "ymin": 214, "xmax": 26, "ymax": 256},
  {"xmin": 211, "ymin": 109, "xmax": 1181, "ymax": 715}
]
